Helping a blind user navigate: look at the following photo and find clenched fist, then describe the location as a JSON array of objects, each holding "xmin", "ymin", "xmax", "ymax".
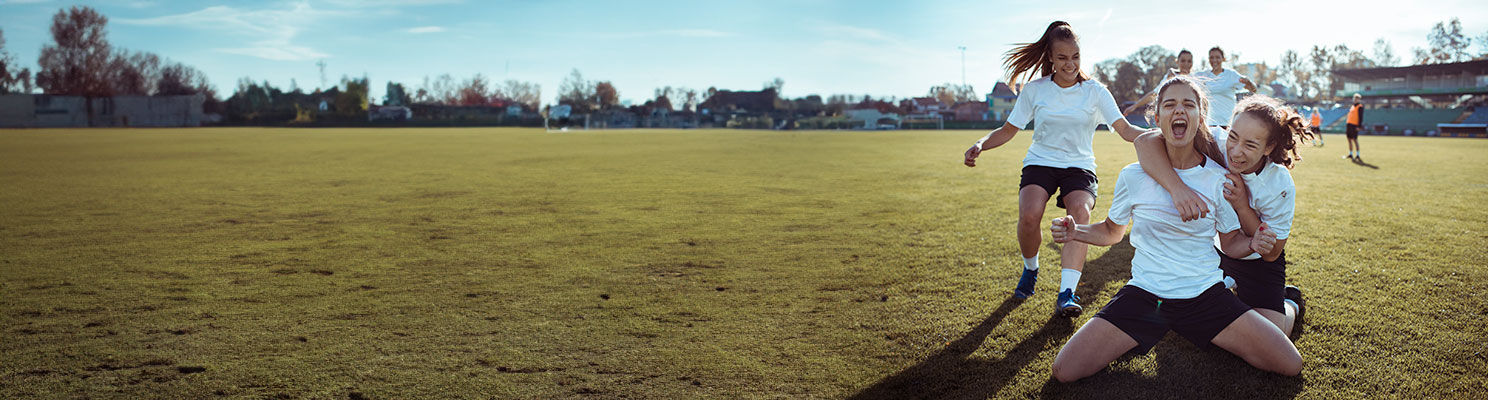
[
  {"xmin": 964, "ymin": 145, "xmax": 982, "ymax": 167},
  {"xmin": 1050, "ymin": 215, "xmax": 1076, "ymax": 244},
  {"xmin": 1249, "ymin": 222, "xmax": 1276, "ymax": 255}
]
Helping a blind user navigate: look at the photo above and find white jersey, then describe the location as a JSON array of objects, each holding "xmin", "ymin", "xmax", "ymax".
[
  {"xmin": 1193, "ymin": 69, "xmax": 1249, "ymax": 126},
  {"xmin": 1108, "ymin": 162, "xmax": 1242, "ymax": 299},
  {"xmin": 1005, "ymin": 76, "xmax": 1126, "ymax": 172},
  {"xmin": 1212, "ymin": 131, "xmax": 1296, "ymax": 259}
]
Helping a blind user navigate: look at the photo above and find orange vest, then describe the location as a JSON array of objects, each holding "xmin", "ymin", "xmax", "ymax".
[
  {"xmin": 1347, "ymin": 105, "xmax": 1362, "ymax": 125},
  {"xmin": 1311, "ymin": 112, "xmax": 1321, "ymax": 127}
]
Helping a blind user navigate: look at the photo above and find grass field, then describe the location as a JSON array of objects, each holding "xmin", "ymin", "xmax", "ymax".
[{"xmin": 2, "ymin": 127, "xmax": 1486, "ymax": 399}]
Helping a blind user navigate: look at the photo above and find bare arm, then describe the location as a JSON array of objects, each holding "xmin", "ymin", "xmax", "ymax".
[
  {"xmin": 1261, "ymin": 238, "xmax": 1287, "ymax": 262},
  {"xmin": 1051, "ymin": 216, "xmax": 1128, "ymax": 247},
  {"xmin": 1122, "ymin": 91, "xmax": 1157, "ymax": 116},
  {"xmin": 1135, "ymin": 131, "xmax": 1210, "ymax": 221},
  {"xmin": 963, "ymin": 122, "xmax": 1020, "ymax": 167},
  {"xmin": 1108, "ymin": 119, "xmax": 1149, "ymax": 143},
  {"xmin": 1217, "ymin": 223, "xmax": 1276, "ymax": 259},
  {"xmin": 1222, "ymin": 174, "xmax": 1261, "ymax": 236},
  {"xmin": 1240, "ymin": 76, "xmax": 1258, "ymax": 93}
]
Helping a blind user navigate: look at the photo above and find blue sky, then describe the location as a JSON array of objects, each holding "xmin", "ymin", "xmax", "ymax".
[{"xmin": 2, "ymin": 0, "xmax": 1485, "ymax": 105}]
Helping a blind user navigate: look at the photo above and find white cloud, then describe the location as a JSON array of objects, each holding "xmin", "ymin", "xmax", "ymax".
[
  {"xmin": 594, "ymin": 29, "xmax": 734, "ymax": 39},
  {"xmin": 219, "ymin": 44, "xmax": 328, "ymax": 62},
  {"xmin": 118, "ymin": 2, "xmax": 339, "ymax": 61},
  {"xmin": 658, "ymin": 29, "xmax": 731, "ymax": 38},
  {"xmin": 406, "ymin": 26, "xmax": 446, "ymax": 34},
  {"xmin": 322, "ymin": 0, "xmax": 462, "ymax": 7}
]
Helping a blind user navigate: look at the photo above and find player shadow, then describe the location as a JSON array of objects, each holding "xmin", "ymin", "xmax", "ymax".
[
  {"xmin": 1349, "ymin": 157, "xmax": 1379, "ymax": 169},
  {"xmin": 1034, "ymin": 337, "xmax": 1305, "ymax": 399},
  {"xmin": 847, "ymin": 239, "xmax": 1136, "ymax": 399},
  {"xmin": 846, "ymin": 299, "xmax": 1075, "ymax": 400}
]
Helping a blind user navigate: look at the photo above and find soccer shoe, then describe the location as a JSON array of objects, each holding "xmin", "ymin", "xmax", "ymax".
[
  {"xmin": 1056, "ymin": 289, "xmax": 1083, "ymax": 317},
  {"xmin": 1012, "ymin": 268, "xmax": 1037, "ymax": 299},
  {"xmin": 1284, "ymin": 285, "xmax": 1306, "ymax": 339}
]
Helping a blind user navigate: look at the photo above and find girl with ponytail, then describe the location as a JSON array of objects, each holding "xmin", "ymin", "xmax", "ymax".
[{"xmin": 963, "ymin": 21, "xmax": 1153, "ymax": 317}]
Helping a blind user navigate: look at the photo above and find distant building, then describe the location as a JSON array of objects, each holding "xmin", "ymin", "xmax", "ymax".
[
  {"xmin": 844, "ymin": 108, "xmax": 899, "ymax": 129},
  {"xmin": 368, "ymin": 105, "xmax": 412, "ymax": 121},
  {"xmin": 0, "ymin": 94, "xmax": 205, "ymax": 128},
  {"xmin": 1334, "ymin": 59, "xmax": 1488, "ymax": 108},
  {"xmin": 697, "ymin": 88, "xmax": 777, "ymax": 115},
  {"xmin": 952, "ymin": 101, "xmax": 989, "ymax": 121},
  {"xmin": 986, "ymin": 82, "xmax": 1018, "ymax": 122}
]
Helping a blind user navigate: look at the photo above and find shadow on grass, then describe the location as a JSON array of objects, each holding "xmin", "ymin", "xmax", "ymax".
[
  {"xmin": 847, "ymin": 298, "xmax": 1075, "ymax": 399},
  {"xmin": 1350, "ymin": 157, "xmax": 1379, "ymax": 169},
  {"xmin": 847, "ymin": 239, "xmax": 1135, "ymax": 399},
  {"xmin": 1036, "ymin": 337, "xmax": 1305, "ymax": 399}
]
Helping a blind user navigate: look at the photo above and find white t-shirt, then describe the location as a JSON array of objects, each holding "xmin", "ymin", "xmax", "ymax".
[
  {"xmin": 1193, "ymin": 69, "xmax": 1249, "ymax": 126},
  {"xmin": 1108, "ymin": 162, "xmax": 1241, "ymax": 299},
  {"xmin": 1211, "ymin": 131, "xmax": 1296, "ymax": 260},
  {"xmin": 1005, "ymin": 76, "xmax": 1126, "ymax": 172}
]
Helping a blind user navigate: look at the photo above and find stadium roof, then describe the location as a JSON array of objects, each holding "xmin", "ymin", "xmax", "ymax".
[{"xmin": 1333, "ymin": 59, "xmax": 1488, "ymax": 81}]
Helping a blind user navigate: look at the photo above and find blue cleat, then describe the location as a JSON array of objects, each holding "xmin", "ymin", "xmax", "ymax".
[
  {"xmin": 1012, "ymin": 268, "xmax": 1037, "ymax": 299},
  {"xmin": 1056, "ymin": 289, "xmax": 1082, "ymax": 317}
]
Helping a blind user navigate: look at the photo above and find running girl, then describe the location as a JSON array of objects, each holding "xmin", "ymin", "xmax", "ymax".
[
  {"xmin": 1194, "ymin": 47, "xmax": 1257, "ymax": 128},
  {"xmin": 963, "ymin": 20, "xmax": 1151, "ymax": 317},
  {"xmin": 1121, "ymin": 49, "xmax": 1196, "ymax": 116}
]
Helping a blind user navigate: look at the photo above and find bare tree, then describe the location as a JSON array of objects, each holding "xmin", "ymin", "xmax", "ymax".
[
  {"xmin": 156, "ymin": 61, "xmax": 211, "ymax": 96},
  {"xmin": 109, "ymin": 50, "xmax": 160, "ymax": 96},
  {"xmin": 35, "ymin": 6, "xmax": 114, "ymax": 98},
  {"xmin": 594, "ymin": 81, "xmax": 619, "ymax": 109},
  {"xmin": 499, "ymin": 79, "xmax": 541, "ymax": 110},
  {"xmin": 557, "ymin": 69, "xmax": 594, "ymax": 111},
  {"xmin": 1277, "ymin": 50, "xmax": 1311, "ymax": 100},
  {"xmin": 456, "ymin": 73, "xmax": 490, "ymax": 106},
  {"xmin": 1414, "ymin": 18, "xmax": 1472, "ymax": 64},
  {"xmin": 1373, "ymin": 39, "xmax": 1399, "ymax": 67},
  {"xmin": 0, "ymin": 28, "xmax": 35, "ymax": 94}
]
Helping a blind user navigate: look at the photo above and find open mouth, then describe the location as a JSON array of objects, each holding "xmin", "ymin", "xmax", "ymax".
[{"xmin": 1170, "ymin": 119, "xmax": 1188, "ymax": 140}]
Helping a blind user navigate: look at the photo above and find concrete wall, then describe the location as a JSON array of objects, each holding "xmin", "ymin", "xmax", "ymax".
[
  {"xmin": 0, "ymin": 95, "xmax": 36, "ymax": 127},
  {"xmin": 0, "ymin": 94, "xmax": 204, "ymax": 128}
]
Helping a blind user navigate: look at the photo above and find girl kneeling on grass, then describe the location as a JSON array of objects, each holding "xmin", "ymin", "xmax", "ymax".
[
  {"xmin": 1133, "ymin": 94, "xmax": 1316, "ymax": 339},
  {"xmin": 1046, "ymin": 76, "xmax": 1301, "ymax": 382},
  {"xmin": 963, "ymin": 20, "xmax": 1151, "ymax": 317}
]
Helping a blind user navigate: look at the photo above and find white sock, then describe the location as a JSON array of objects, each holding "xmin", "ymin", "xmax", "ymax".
[
  {"xmin": 1060, "ymin": 269, "xmax": 1081, "ymax": 293},
  {"xmin": 1222, "ymin": 276, "xmax": 1236, "ymax": 289},
  {"xmin": 1023, "ymin": 256, "xmax": 1038, "ymax": 271}
]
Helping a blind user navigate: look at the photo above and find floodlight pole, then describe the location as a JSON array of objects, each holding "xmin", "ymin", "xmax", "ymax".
[{"xmin": 958, "ymin": 46, "xmax": 967, "ymax": 88}]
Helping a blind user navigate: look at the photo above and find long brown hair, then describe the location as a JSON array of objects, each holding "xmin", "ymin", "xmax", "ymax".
[
  {"xmin": 1003, "ymin": 21, "xmax": 1091, "ymax": 88},
  {"xmin": 1146, "ymin": 76, "xmax": 1225, "ymax": 168},
  {"xmin": 1234, "ymin": 95, "xmax": 1316, "ymax": 169}
]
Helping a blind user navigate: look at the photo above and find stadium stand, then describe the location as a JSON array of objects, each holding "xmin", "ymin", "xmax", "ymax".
[
  {"xmin": 1358, "ymin": 108, "xmax": 1466, "ymax": 135},
  {"xmin": 1462, "ymin": 107, "xmax": 1488, "ymax": 124}
]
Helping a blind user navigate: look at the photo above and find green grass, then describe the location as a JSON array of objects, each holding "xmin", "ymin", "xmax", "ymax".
[{"xmin": 1, "ymin": 127, "xmax": 1485, "ymax": 399}]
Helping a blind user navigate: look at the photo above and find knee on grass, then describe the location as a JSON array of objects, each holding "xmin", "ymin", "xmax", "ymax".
[{"xmin": 1050, "ymin": 359, "xmax": 1093, "ymax": 383}]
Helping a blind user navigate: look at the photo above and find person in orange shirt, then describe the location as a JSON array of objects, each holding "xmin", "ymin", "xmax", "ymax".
[
  {"xmin": 1309, "ymin": 109, "xmax": 1323, "ymax": 147},
  {"xmin": 1345, "ymin": 94, "xmax": 1364, "ymax": 159}
]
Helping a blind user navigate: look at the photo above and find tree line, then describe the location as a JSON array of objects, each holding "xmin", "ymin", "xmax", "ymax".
[
  {"xmin": 1095, "ymin": 18, "xmax": 1485, "ymax": 106},
  {"xmin": 3, "ymin": 6, "xmax": 1485, "ymax": 124}
]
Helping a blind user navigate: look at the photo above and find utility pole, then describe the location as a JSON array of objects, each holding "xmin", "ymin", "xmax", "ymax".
[
  {"xmin": 958, "ymin": 46, "xmax": 967, "ymax": 88},
  {"xmin": 316, "ymin": 60, "xmax": 327, "ymax": 91}
]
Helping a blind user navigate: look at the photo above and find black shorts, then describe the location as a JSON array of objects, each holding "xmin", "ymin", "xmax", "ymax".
[
  {"xmin": 1346, "ymin": 124, "xmax": 1360, "ymax": 139},
  {"xmin": 1019, "ymin": 166, "xmax": 1097, "ymax": 209},
  {"xmin": 1094, "ymin": 283, "xmax": 1251, "ymax": 353},
  {"xmin": 1218, "ymin": 249, "xmax": 1288, "ymax": 313},
  {"xmin": 1310, "ymin": 127, "xmax": 1320, "ymax": 135}
]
